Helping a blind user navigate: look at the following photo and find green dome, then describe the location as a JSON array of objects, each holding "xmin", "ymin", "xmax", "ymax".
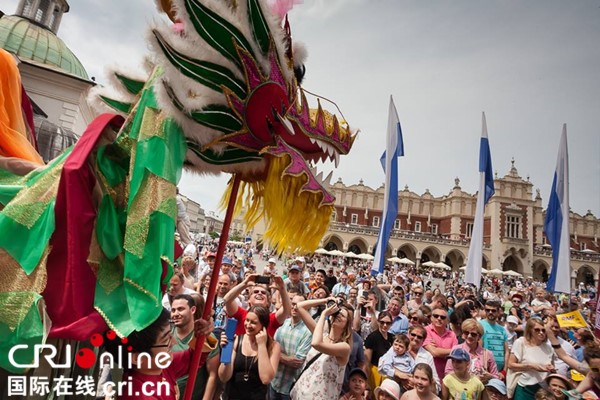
[{"xmin": 0, "ymin": 15, "xmax": 89, "ymax": 80}]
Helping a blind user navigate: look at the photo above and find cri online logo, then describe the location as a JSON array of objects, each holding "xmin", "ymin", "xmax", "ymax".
[{"xmin": 9, "ymin": 330, "xmax": 133, "ymax": 369}]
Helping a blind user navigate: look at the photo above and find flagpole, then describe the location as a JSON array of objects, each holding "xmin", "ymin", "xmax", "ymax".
[
  {"xmin": 183, "ymin": 174, "xmax": 241, "ymax": 400},
  {"xmin": 465, "ymin": 112, "xmax": 494, "ymax": 289},
  {"xmin": 372, "ymin": 96, "xmax": 403, "ymax": 276}
]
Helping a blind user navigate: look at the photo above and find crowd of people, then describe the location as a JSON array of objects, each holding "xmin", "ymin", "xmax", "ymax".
[{"xmin": 101, "ymin": 240, "xmax": 600, "ymax": 400}]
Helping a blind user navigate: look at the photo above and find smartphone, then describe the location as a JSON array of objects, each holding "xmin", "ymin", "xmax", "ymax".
[
  {"xmin": 256, "ymin": 275, "xmax": 271, "ymax": 284},
  {"xmin": 220, "ymin": 318, "xmax": 238, "ymax": 364},
  {"xmin": 362, "ymin": 291, "xmax": 369, "ymax": 299},
  {"xmin": 360, "ymin": 305, "xmax": 367, "ymax": 317}
]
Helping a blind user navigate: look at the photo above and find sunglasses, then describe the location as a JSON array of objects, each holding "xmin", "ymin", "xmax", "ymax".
[
  {"xmin": 432, "ymin": 314, "xmax": 447, "ymax": 320},
  {"xmin": 410, "ymin": 332, "xmax": 425, "ymax": 340},
  {"xmin": 465, "ymin": 331, "xmax": 480, "ymax": 338},
  {"xmin": 413, "ymin": 292, "xmax": 423, "ymax": 296},
  {"xmin": 379, "ymin": 320, "xmax": 392, "ymax": 326},
  {"xmin": 484, "ymin": 308, "xmax": 497, "ymax": 313},
  {"xmin": 253, "ymin": 289, "xmax": 268, "ymax": 295},
  {"xmin": 533, "ymin": 328, "xmax": 546, "ymax": 333},
  {"xmin": 410, "ymin": 316, "xmax": 420, "ymax": 321}
]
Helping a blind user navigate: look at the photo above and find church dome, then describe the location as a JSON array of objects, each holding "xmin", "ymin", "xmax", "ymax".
[{"xmin": 0, "ymin": 15, "xmax": 89, "ymax": 80}]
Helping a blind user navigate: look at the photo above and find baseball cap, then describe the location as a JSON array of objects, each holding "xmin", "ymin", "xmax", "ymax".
[
  {"xmin": 221, "ymin": 256, "xmax": 232, "ymax": 265},
  {"xmin": 448, "ymin": 348, "xmax": 470, "ymax": 362},
  {"xmin": 506, "ymin": 315, "xmax": 519, "ymax": 325},
  {"xmin": 348, "ymin": 368, "xmax": 367, "ymax": 381},
  {"xmin": 207, "ymin": 252, "xmax": 216, "ymax": 258},
  {"xmin": 289, "ymin": 264, "xmax": 302, "ymax": 272},
  {"xmin": 486, "ymin": 379, "xmax": 507, "ymax": 395},
  {"xmin": 294, "ymin": 256, "xmax": 306, "ymax": 263},
  {"xmin": 374, "ymin": 379, "xmax": 400, "ymax": 400},
  {"xmin": 268, "ymin": 257, "xmax": 277, "ymax": 264},
  {"xmin": 570, "ymin": 369, "xmax": 586, "ymax": 382}
]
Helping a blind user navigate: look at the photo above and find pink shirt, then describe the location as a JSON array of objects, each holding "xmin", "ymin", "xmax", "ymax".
[
  {"xmin": 444, "ymin": 342, "xmax": 499, "ymax": 378},
  {"xmin": 423, "ymin": 324, "xmax": 458, "ymax": 380}
]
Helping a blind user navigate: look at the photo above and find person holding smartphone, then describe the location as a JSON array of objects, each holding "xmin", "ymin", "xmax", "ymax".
[
  {"xmin": 224, "ymin": 273, "xmax": 292, "ymax": 337},
  {"xmin": 219, "ymin": 306, "xmax": 281, "ymax": 400}
]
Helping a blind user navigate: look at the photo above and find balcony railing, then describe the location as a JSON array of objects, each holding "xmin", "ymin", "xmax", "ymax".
[
  {"xmin": 328, "ymin": 222, "xmax": 489, "ymax": 248},
  {"xmin": 533, "ymin": 246, "xmax": 600, "ymax": 263}
]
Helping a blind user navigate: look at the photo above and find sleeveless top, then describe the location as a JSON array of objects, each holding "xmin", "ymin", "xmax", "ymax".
[
  {"xmin": 290, "ymin": 338, "xmax": 346, "ymax": 400},
  {"xmin": 224, "ymin": 335, "xmax": 268, "ymax": 400}
]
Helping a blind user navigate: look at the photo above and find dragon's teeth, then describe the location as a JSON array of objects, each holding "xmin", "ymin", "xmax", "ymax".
[{"xmin": 334, "ymin": 152, "xmax": 340, "ymax": 168}]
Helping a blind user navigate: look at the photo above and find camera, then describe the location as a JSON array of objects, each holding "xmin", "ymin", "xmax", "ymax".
[
  {"xmin": 327, "ymin": 299, "xmax": 342, "ymax": 319},
  {"xmin": 255, "ymin": 275, "xmax": 271, "ymax": 284}
]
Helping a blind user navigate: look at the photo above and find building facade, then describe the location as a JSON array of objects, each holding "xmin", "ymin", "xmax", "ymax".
[
  {"xmin": 322, "ymin": 161, "xmax": 600, "ymax": 286},
  {"xmin": 1, "ymin": 0, "xmax": 96, "ymax": 159},
  {"xmin": 205, "ymin": 211, "xmax": 224, "ymax": 235},
  {"xmin": 179, "ymin": 194, "xmax": 205, "ymax": 236}
]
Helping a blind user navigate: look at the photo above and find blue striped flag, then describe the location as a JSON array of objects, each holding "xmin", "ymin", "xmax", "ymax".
[
  {"xmin": 465, "ymin": 112, "xmax": 495, "ymax": 288},
  {"xmin": 372, "ymin": 96, "xmax": 404, "ymax": 276},
  {"xmin": 545, "ymin": 124, "xmax": 571, "ymax": 293}
]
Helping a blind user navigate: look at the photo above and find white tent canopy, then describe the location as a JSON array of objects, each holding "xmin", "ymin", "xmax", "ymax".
[
  {"xmin": 503, "ymin": 270, "xmax": 523, "ymax": 277},
  {"xmin": 328, "ymin": 249, "xmax": 346, "ymax": 257},
  {"xmin": 387, "ymin": 256, "xmax": 403, "ymax": 263},
  {"xmin": 314, "ymin": 248, "xmax": 329, "ymax": 254},
  {"xmin": 399, "ymin": 257, "xmax": 415, "ymax": 265},
  {"xmin": 485, "ymin": 268, "xmax": 504, "ymax": 275},
  {"xmin": 421, "ymin": 261, "xmax": 436, "ymax": 267},
  {"xmin": 345, "ymin": 251, "xmax": 359, "ymax": 258},
  {"xmin": 434, "ymin": 262, "xmax": 451, "ymax": 270},
  {"xmin": 359, "ymin": 253, "xmax": 374, "ymax": 260}
]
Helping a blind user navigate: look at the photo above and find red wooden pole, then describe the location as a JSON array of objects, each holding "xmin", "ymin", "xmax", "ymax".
[{"xmin": 183, "ymin": 174, "xmax": 241, "ymax": 400}]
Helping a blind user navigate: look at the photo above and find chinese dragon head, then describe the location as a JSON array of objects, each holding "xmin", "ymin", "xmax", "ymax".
[{"xmin": 94, "ymin": 0, "xmax": 356, "ymax": 253}]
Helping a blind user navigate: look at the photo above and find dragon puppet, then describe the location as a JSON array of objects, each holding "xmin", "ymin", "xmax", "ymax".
[{"xmin": 0, "ymin": 0, "xmax": 355, "ymax": 374}]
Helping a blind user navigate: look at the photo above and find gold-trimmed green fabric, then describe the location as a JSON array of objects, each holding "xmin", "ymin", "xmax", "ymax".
[{"xmin": 0, "ymin": 292, "xmax": 46, "ymax": 374}]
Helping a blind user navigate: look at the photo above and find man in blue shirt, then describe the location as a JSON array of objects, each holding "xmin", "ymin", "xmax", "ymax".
[
  {"xmin": 480, "ymin": 300, "xmax": 509, "ymax": 371},
  {"xmin": 386, "ymin": 297, "xmax": 409, "ymax": 335}
]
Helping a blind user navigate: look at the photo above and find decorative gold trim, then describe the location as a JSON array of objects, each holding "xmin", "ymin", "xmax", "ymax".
[{"xmin": 124, "ymin": 278, "xmax": 159, "ymax": 306}]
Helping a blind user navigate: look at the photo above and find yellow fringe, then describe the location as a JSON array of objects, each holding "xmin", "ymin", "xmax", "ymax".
[{"xmin": 220, "ymin": 156, "xmax": 333, "ymax": 254}]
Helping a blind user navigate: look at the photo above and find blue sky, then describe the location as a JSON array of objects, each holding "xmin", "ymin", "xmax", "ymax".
[{"xmin": 38, "ymin": 0, "xmax": 600, "ymax": 217}]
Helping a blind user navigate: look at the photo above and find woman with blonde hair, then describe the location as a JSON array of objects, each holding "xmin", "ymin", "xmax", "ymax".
[
  {"xmin": 291, "ymin": 297, "xmax": 353, "ymax": 399},
  {"xmin": 506, "ymin": 318, "xmax": 555, "ymax": 399},
  {"xmin": 444, "ymin": 319, "xmax": 500, "ymax": 383}
]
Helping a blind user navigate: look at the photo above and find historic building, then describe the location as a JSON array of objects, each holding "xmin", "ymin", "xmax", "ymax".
[
  {"xmin": 205, "ymin": 211, "xmax": 224, "ymax": 235},
  {"xmin": 0, "ymin": 0, "xmax": 95, "ymax": 160},
  {"xmin": 178, "ymin": 193, "xmax": 206, "ymax": 236},
  {"xmin": 322, "ymin": 160, "xmax": 600, "ymax": 286}
]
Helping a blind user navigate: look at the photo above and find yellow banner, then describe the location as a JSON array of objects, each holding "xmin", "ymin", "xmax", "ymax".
[{"xmin": 556, "ymin": 310, "xmax": 588, "ymax": 329}]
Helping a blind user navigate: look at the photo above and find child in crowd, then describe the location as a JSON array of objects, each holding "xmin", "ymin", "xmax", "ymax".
[
  {"xmin": 378, "ymin": 334, "xmax": 415, "ymax": 385},
  {"xmin": 533, "ymin": 388, "xmax": 555, "ymax": 400},
  {"xmin": 374, "ymin": 379, "xmax": 401, "ymax": 400},
  {"xmin": 441, "ymin": 348, "xmax": 485, "ymax": 400},
  {"xmin": 340, "ymin": 368, "xmax": 369, "ymax": 400},
  {"xmin": 505, "ymin": 315, "xmax": 519, "ymax": 350},
  {"xmin": 400, "ymin": 363, "xmax": 441, "ymax": 400}
]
